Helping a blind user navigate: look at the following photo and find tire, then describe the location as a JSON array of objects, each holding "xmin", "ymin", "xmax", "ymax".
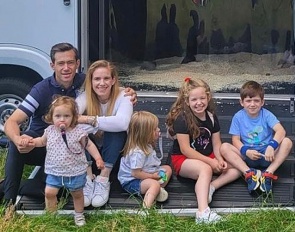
[{"xmin": 0, "ymin": 78, "xmax": 33, "ymax": 137}]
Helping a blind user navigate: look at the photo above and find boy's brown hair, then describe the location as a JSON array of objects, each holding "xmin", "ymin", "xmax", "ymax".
[{"xmin": 240, "ymin": 81, "xmax": 264, "ymax": 100}]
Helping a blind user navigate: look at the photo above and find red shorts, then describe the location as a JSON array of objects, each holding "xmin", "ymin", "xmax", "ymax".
[{"xmin": 171, "ymin": 153, "xmax": 215, "ymax": 175}]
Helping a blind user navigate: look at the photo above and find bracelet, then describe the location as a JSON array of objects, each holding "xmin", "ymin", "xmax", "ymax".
[
  {"xmin": 87, "ymin": 116, "xmax": 97, "ymax": 126},
  {"xmin": 268, "ymin": 139, "xmax": 279, "ymax": 150},
  {"xmin": 240, "ymin": 145, "xmax": 250, "ymax": 156}
]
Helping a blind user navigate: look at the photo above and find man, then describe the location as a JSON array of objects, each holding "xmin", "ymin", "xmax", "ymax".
[{"xmin": 3, "ymin": 42, "xmax": 136, "ymax": 205}]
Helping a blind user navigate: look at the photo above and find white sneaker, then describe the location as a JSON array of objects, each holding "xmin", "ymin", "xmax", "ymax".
[
  {"xmin": 92, "ymin": 176, "xmax": 110, "ymax": 207},
  {"xmin": 83, "ymin": 176, "xmax": 94, "ymax": 207},
  {"xmin": 196, "ymin": 207, "xmax": 222, "ymax": 224},
  {"xmin": 208, "ymin": 185, "xmax": 216, "ymax": 204},
  {"xmin": 155, "ymin": 187, "xmax": 168, "ymax": 202},
  {"xmin": 74, "ymin": 213, "xmax": 86, "ymax": 226}
]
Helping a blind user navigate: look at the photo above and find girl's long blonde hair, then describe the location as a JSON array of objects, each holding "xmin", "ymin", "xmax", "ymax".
[
  {"xmin": 166, "ymin": 77, "xmax": 215, "ymax": 139},
  {"xmin": 122, "ymin": 111, "xmax": 159, "ymax": 156},
  {"xmin": 84, "ymin": 60, "xmax": 120, "ymax": 116}
]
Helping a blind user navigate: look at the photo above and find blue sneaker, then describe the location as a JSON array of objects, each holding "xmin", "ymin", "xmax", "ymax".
[
  {"xmin": 260, "ymin": 171, "xmax": 278, "ymax": 193},
  {"xmin": 244, "ymin": 169, "xmax": 261, "ymax": 193}
]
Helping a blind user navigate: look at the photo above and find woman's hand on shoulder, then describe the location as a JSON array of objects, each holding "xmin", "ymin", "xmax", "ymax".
[{"xmin": 123, "ymin": 87, "xmax": 137, "ymax": 105}]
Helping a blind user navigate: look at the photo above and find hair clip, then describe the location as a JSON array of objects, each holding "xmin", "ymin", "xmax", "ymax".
[
  {"xmin": 51, "ymin": 99, "xmax": 58, "ymax": 105},
  {"xmin": 184, "ymin": 77, "xmax": 191, "ymax": 82}
]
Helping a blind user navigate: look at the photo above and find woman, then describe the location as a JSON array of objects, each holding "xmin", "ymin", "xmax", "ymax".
[{"xmin": 76, "ymin": 60, "xmax": 134, "ymax": 208}]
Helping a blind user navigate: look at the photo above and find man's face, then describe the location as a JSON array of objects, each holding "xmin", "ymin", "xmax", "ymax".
[{"xmin": 50, "ymin": 50, "xmax": 80, "ymax": 88}]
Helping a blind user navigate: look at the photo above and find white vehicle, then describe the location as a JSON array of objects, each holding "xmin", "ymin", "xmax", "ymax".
[{"xmin": 0, "ymin": 0, "xmax": 103, "ymax": 135}]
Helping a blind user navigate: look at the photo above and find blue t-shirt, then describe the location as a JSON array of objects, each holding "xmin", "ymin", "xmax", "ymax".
[
  {"xmin": 19, "ymin": 73, "xmax": 85, "ymax": 135},
  {"xmin": 229, "ymin": 108, "xmax": 279, "ymax": 151}
]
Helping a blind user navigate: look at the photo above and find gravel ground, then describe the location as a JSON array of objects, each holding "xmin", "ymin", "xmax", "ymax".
[{"xmin": 118, "ymin": 52, "xmax": 295, "ymax": 94}]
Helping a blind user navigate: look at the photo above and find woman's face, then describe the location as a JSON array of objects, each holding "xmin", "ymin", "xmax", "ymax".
[{"xmin": 91, "ymin": 67, "xmax": 116, "ymax": 103}]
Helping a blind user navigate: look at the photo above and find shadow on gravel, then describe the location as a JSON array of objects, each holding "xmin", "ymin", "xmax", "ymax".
[{"xmin": 121, "ymin": 81, "xmax": 295, "ymax": 94}]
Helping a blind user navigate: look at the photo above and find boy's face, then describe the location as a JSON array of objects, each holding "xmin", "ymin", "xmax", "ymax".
[{"xmin": 240, "ymin": 95, "xmax": 264, "ymax": 117}]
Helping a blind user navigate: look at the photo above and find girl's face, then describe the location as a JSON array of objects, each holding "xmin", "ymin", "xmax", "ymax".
[
  {"xmin": 187, "ymin": 87, "xmax": 209, "ymax": 118},
  {"xmin": 91, "ymin": 67, "xmax": 116, "ymax": 103},
  {"xmin": 52, "ymin": 105, "xmax": 73, "ymax": 129}
]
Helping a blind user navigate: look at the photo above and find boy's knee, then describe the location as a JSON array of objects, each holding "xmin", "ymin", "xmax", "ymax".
[{"xmin": 281, "ymin": 137, "xmax": 293, "ymax": 149}]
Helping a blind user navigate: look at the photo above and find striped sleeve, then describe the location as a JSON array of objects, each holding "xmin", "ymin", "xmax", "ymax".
[{"xmin": 18, "ymin": 86, "xmax": 41, "ymax": 117}]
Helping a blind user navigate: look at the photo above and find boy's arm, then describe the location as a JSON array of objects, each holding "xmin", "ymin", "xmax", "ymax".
[
  {"xmin": 232, "ymin": 135, "xmax": 243, "ymax": 150},
  {"xmin": 263, "ymin": 123, "xmax": 286, "ymax": 162},
  {"xmin": 272, "ymin": 123, "xmax": 286, "ymax": 144}
]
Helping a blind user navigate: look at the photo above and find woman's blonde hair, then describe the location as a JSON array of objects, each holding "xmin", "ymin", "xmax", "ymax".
[
  {"xmin": 166, "ymin": 77, "xmax": 215, "ymax": 139},
  {"xmin": 44, "ymin": 96, "xmax": 78, "ymax": 127},
  {"xmin": 84, "ymin": 60, "xmax": 120, "ymax": 116},
  {"xmin": 122, "ymin": 111, "xmax": 159, "ymax": 156}
]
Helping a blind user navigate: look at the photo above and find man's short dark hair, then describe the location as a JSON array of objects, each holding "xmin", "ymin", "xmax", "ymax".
[{"xmin": 50, "ymin": 42, "xmax": 79, "ymax": 63}]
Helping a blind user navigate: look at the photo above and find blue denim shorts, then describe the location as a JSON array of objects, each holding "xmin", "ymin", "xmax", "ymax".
[
  {"xmin": 122, "ymin": 179, "xmax": 142, "ymax": 197},
  {"xmin": 46, "ymin": 173, "xmax": 87, "ymax": 191}
]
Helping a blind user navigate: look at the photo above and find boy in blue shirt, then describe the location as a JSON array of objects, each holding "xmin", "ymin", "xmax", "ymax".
[{"xmin": 220, "ymin": 81, "xmax": 292, "ymax": 194}]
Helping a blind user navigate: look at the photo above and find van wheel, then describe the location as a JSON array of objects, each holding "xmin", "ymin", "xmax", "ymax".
[{"xmin": 0, "ymin": 78, "xmax": 33, "ymax": 137}]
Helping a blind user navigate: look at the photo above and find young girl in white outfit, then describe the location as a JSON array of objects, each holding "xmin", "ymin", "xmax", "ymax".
[
  {"xmin": 21, "ymin": 96, "xmax": 104, "ymax": 226},
  {"xmin": 118, "ymin": 111, "xmax": 172, "ymax": 208}
]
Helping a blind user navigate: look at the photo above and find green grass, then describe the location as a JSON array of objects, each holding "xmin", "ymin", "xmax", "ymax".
[
  {"xmin": 1, "ymin": 148, "xmax": 295, "ymax": 231},
  {"xmin": 0, "ymin": 148, "xmax": 34, "ymax": 179},
  {"xmin": 0, "ymin": 208, "xmax": 295, "ymax": 232}
]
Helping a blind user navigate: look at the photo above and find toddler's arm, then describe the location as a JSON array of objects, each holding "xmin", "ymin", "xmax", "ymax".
[
  {"xmin": 21, "ymin": 135, "xmax": 47, "ymax": 148},
  {"xmin": 85, "ymin": 138, "xmax": 104, "ymax": 169}
]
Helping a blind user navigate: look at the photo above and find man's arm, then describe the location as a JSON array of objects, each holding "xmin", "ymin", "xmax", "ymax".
[
  {"xmin": 4, "ymin": 109, "xmax": 33, "ymax": 153},
  {"xmin": 4, "ymin": 109, "xmax": 28, "ymax": 142}
]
